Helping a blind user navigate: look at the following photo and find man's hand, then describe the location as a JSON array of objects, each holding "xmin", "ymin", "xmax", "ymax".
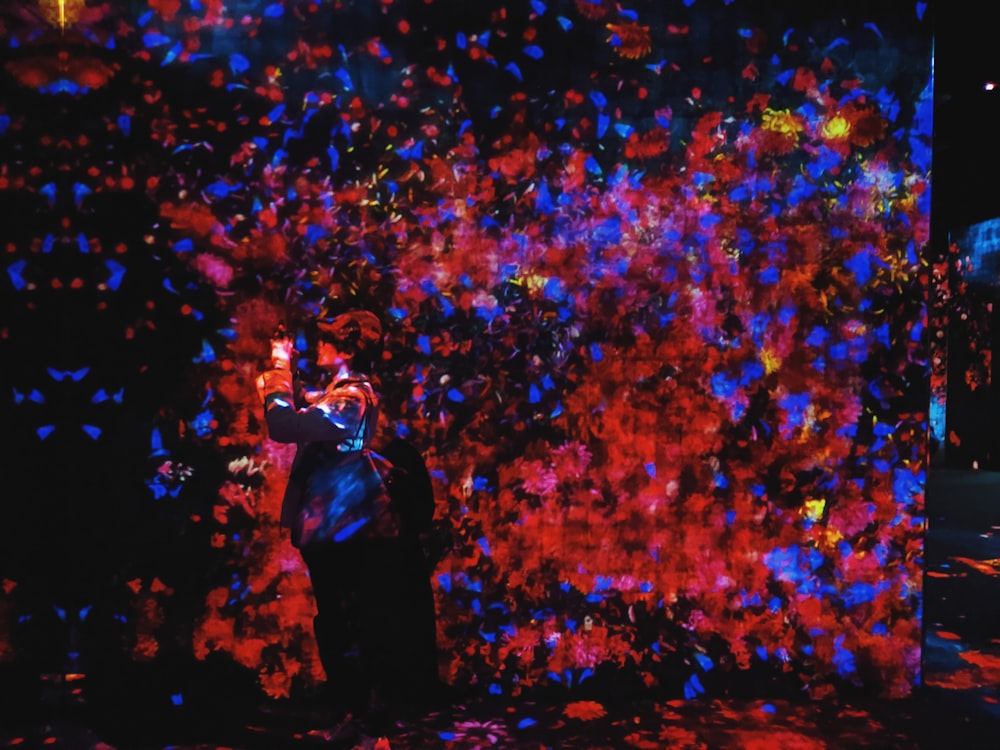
[{"xmin": 270, "ymin": 336, "xmax": 295, "ymax": 370}]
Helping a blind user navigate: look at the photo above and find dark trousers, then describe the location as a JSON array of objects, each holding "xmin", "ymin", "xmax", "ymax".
[{"xmin": 301, "ymin": 536, "xmax": 440, "ymax": 714}]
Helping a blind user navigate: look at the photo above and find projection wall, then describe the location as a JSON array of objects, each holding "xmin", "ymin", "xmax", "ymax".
[
  {"xmin": 0, "ymin": 0, "xmax": 932, "ymax": 703},
  {"xmin": 930, "ymin": 220, "xmax": 1000, "ymax": 470}
]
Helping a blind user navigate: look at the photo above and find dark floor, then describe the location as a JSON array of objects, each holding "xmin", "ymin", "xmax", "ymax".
[
  {"xmin": 2, "ymin": 467, "xmax": 998, "ymax": 750},
  {"xmin": 13, "ymin": 693, "xmax": 996, "ymax": 750}
]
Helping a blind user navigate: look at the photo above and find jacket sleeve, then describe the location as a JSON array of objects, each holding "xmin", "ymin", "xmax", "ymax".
[{"xmin": 257, "ymin": 368, "xmax": 365, "ymax": 445}]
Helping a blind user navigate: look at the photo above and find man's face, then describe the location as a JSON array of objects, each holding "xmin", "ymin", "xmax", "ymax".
[{"xmin": 316, "ymin": 339, "xmax": 346, "ymax": 368}]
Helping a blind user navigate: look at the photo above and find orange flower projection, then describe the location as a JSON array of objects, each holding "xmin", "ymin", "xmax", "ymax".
[{"xmin": 606, "ymin": 22, "xmax": 652, "ymax": 59}]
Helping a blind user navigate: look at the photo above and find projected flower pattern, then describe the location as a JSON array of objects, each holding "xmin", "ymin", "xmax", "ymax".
[{"xmin": 0, "ymin": 0, "xmax": 931, "ymax": 701}]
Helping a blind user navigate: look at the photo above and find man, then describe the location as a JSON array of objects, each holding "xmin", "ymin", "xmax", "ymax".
[{"xmin": 257, "ymin": 309, "xmax": 441, "ymax": 731}]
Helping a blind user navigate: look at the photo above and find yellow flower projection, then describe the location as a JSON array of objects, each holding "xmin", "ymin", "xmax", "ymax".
[{"xmin": 39, "ymin": 0, "xmax": 86, "ymax": 31}]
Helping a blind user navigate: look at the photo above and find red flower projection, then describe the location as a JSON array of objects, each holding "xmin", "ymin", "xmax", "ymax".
[
  {"xmin": 0, "ymin": 0, "xmax": 932, "ymax": 705},
  {"xmin": 5, "ymin": 51, "xmax": 117, "ymax": 91},
  {"xmin": 563, "ymin": 699, "xmax": 607, "ymax": 720}
]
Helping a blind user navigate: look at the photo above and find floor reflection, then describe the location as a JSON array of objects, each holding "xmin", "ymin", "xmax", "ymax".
[{"xmin": 2, "ymin": 470, "xmax": 998, "ymax": 749}]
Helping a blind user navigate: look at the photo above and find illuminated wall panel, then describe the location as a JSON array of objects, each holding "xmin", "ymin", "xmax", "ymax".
[{"xmin": 0, "ymin": 0, "xmax": 932, "ymax": 702}]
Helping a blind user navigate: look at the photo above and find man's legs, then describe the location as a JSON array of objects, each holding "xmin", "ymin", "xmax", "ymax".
[{"xmin": 301, "ymin": 542, "xmax": 369, "ymax": 717}]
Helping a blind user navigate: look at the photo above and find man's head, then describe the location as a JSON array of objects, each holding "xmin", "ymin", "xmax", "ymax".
[{"xmin": 315, "ymin": 309, "xmax": 384, "ymax": 373}]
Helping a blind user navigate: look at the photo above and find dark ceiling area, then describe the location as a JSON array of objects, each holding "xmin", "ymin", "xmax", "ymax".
[{"xmin": 933, "ymin": 5, "xmax": 1000, "ymax": 233}]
